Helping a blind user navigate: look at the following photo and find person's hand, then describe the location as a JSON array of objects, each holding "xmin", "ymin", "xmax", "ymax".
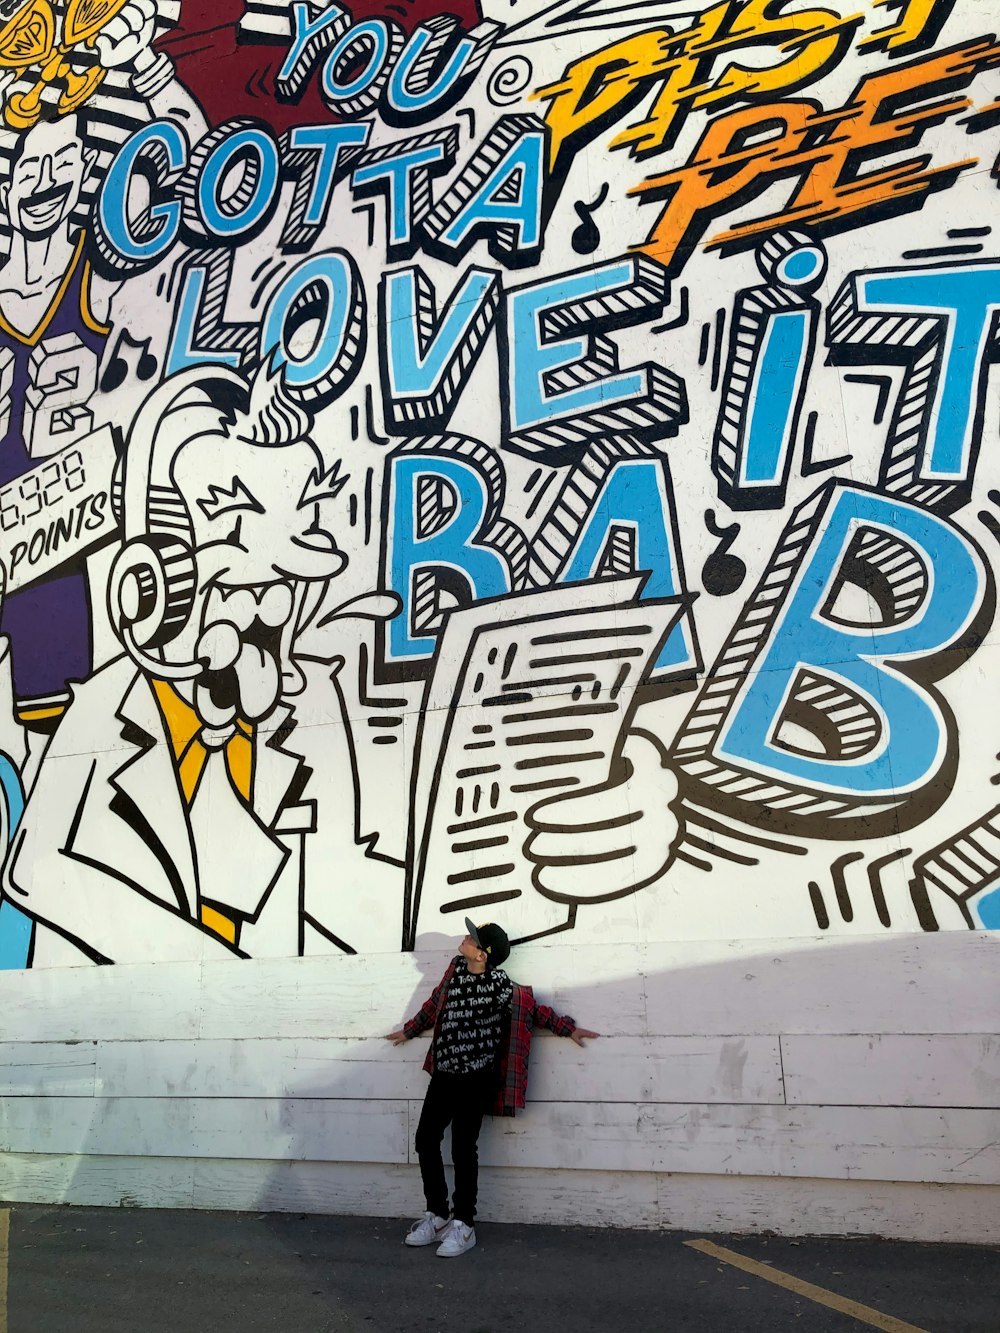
[
  {"xmin": 570, "ymin": 1028, "xmax": 599, "ymax": 1046},
  {"xmin": 524, "ymin": 728, "xmax": 681, "ymax": 902},
  {"xmin": 385, "ymin": 1030, "xmax": 409, "ymax": 1046},
  {"xmin": 93, "ymin": 0, "xmax": 157, "ymax": 70}
]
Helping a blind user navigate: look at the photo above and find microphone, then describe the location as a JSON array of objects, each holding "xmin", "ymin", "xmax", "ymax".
[{"xmin": 121, "ymin": 625, "xmax": 204, "ymax": 681}]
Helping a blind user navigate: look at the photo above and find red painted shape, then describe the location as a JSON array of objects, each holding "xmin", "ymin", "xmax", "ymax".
[{"xmin": 159, "ymin": 0, "xmax": 484, "ymax": 132}]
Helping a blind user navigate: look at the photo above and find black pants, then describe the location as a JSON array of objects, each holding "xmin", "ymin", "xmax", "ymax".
[{"xmin": 415, "ymin": 1070, "xmax": 494, "ymax": 1226}]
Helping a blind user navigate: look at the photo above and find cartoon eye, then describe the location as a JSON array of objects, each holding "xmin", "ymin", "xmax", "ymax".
[{"xmin": 197, "ymin": 477, "xmax": 264, "ymax": 521}]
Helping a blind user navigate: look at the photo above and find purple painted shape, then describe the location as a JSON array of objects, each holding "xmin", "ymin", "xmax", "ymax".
[
  {"xmin": 0, "ymin": 236, "xmax": 108, "ymax": 701},
  {"xmin": 1, "ymin": 572, "xmax": 92, "ymax": 698}
]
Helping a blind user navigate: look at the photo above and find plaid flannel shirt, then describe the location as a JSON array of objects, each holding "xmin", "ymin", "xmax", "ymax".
[{"xmin": 402, "ymin": 958, "xmax": 577, "ymax": 1117}]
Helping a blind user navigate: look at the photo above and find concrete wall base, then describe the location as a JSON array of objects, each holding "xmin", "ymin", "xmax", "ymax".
[{"xmin": 1, "ymin": 1157, "xmax": 995, "ymax": 1245}]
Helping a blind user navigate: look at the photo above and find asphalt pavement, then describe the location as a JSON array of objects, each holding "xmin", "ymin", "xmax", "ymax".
[{"xmin": 7, "ymin": 1204, "xmax": 997, "ymax": 1332}]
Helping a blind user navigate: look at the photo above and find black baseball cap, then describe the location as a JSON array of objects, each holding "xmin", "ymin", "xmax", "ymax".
[{"xmin": 465, "ymin": 917, "xmax": 511, "ymax": 968}]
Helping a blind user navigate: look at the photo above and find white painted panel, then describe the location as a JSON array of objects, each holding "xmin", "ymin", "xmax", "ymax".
[
  {"xmin": 192, "ymin": 1159, "xmax": 421, "ymax": 1221},
  {"xmin": 194, "ymin": 1162, "xmax": 1000, "ymax": 1244},
  {"xmin": 96, "ymin": 1038, "xmax": 429, "ymax": 1100},
  {"xmin": 0, "ymin": 1096, "xmax": 193, "ymax": 1158},
  {"xmin": 3, "ymin": 1156, "xmax": 995, "ymax": 1244},
  {"xmin": 648, "ymin": 1174, "xmax": 1000, "ymax": 1245},
  {"xmin": 0, "ymin": 934, "xmax": 993, "ymax": 1048},
  {"xmin": 782, "ymin": 1035, "xmax": 1000, "ymax": 1108},
  {"xmin": 0, "ymin": 1154, "xmax": 195, "ymax": 1209},
  {"xmin": 189, "ymin": 1098, "xmax": 409, "ymax": 1164},
  {"xmin": 467, "ymin": 1102, "xmax": 1000, "ymax": 1185},
  {"xmin": 525, "ymin": 1036, "xmax": 784, "ymax": 1105},
  {"xmin": 0, "ymin": 1041, "xmax": 96, "ymax": 1096},
  {"xmin": 94, "ymin": 1034, "xmax": 783, "ymax": 1105},
  {"xmin": 637, "ymin": 933, "xmax": 1000, "ymax": 1036},
  {"xmin": 196, "ymin": 952, "xmax": 459, "ymax": 1041},
  {"xmin": 195, "ymin": 950, "xmax": 648, "ymax": 1040},
  {"xmin": 0, "ymin": 1097, "xmax": 408, "ymax": 1165},
  {"xmin": 192, "ymin": 1160, "xmax": 661, "ymax": 1228},
  {"xmin": 0, "ymin": 961, "xmax": 203, "ymax": 1042},
  {"xmin": 7, "ymin": 1094, "xmax": 998, "ymax": 1183},
  {"xmin": 186, "ymin": 930, "xmax": 1000, "ymax": 1042}
]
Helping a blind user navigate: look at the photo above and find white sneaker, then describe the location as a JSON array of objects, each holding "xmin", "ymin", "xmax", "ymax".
[
  {"xmin": 404, "ymin": 1212, "xmax": 451, "ymax": 1247},
  {"xmin": 437, "ymin": 1222, "xmax": 476, "ymax": 1257}
]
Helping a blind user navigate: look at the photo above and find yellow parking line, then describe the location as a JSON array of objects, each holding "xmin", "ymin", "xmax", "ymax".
[
  {"xmin": 685, "ymin": 1238, "xmax": 930, "ymax": 1333},
  {"xmin": 0, "ymin": 1208, "xmax": 8, "ymax": 1333}
]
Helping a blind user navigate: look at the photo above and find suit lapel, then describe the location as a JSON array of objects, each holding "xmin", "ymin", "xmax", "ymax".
[
  {"xmin": 103, "ymin": 670, "xmax": 198, "ymax": 917},
  {"xmin": 252, "ymin": 702, "xmax": 310, "ymax": 827}
]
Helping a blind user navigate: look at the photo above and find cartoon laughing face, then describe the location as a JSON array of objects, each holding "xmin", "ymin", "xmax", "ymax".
[
  {"xmin": 131, "ymin": 362, "xmax": 350, "ymax": 732},
  {"xmin": 1, "ymin": 113, "xmax": 94, "ymax": 241}
]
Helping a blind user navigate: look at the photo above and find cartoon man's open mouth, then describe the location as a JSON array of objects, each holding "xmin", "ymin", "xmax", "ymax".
[
  {"xmin": 20, "ymin": 180, "xmax": 73, "ymax": 229},
  {"xmin": 194, "ymin": 581, "xmax": 296, "ymax": 727}
]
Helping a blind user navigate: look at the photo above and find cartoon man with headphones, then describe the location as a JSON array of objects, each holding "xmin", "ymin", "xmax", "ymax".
[
  {"xmin": 1, "ymin": 358, "xmax": 402, "ymax": 965},
  {"xmin": 1, "ymin": 361, "xmax": 684, "ymax": 966}
]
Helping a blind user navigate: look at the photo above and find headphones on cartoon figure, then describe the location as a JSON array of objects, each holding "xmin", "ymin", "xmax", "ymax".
[{"xmin": 108, "ymin": 365, "xmax": 250, "ymax": 682}]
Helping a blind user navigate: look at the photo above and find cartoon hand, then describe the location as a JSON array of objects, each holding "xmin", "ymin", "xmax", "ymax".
[
  {"xmin": 92, "ymin": 0, "xmax": 157, "ymax": 70},
  {"xmin": 524, "ymin": 728, "xmax": 681, "ymax": 903}
]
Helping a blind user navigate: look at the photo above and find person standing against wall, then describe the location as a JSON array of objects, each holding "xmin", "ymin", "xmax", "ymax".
[{"xmin": 386, "ymin": 918, "xmax": 599, "ymax": 1257}]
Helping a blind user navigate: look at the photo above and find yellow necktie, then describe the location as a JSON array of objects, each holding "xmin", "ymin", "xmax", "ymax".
[{"xmin": 152, "ymin": 680, "xmax": 255, "ymax": 944}]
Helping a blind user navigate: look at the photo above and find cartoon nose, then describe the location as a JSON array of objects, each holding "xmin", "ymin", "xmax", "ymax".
[
  {"xmin": 288, "ymin": 538, "xmax": 348, "ymax": 585},
  {"xmin": 292, "ymin": 532, "xmax": 347, "ymax": 577},
  {"xmin": 295, "ymin": 529, "xmax": 337, "ymax": 552},
  {"xmin": 37, "ymin": 154, "xmax": 55, "ymax": 190}
]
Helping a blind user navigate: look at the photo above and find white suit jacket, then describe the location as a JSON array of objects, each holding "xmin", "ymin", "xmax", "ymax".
[{"xmin": 3, "ymin": 653, "xmax": 406, "ymax": 965}]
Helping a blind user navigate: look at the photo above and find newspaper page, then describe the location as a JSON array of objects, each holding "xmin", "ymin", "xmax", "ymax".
[{"xmin": 406, "ymin": 578, "xmax": 688, "ymax": 945}]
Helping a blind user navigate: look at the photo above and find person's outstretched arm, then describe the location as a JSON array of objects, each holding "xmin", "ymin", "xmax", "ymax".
[
  {"xmin": 386, "ymin": 962, "xmax": 455, "ymax": 1044},
  {"xmin": 532, "ymin": 998, "xmax": 600, "ymax": 1047}
]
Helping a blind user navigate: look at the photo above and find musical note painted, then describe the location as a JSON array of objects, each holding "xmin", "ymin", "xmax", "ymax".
[
  {"xmin": 571, "ymin": 183, "xmax": 609, "ymax": 255},
  {"xmin": 100, "ymin": 330, "xmax": 157, "ymax": 394},
  {"xmin": 701, "ymin": 509, "xmax": 746, "ymax": 596}
]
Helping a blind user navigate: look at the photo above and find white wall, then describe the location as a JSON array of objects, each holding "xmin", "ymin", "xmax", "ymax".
[{"xmin": 0, "ymin": 933, "xmax": 996, "ymax": 1241}]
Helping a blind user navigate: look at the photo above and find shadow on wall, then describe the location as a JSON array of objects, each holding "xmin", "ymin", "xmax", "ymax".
[{"xmin": 247, "ymin": 931, "xmax": 1000, "ymax": 1258}]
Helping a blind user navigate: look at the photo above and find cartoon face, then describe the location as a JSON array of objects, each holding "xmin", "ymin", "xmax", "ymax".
[
  {"xmin": 3, "ymin": 114, "xmax": 93, "ymax": 239},
  {"xmin": 171, "ymin": 424, "xmax": 347, "ymax": 729}
]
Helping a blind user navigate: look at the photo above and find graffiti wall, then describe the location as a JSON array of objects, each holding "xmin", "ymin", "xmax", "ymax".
[{"xmin": 0, "ymin": 0, "xmax": 997, "ymax": 970}]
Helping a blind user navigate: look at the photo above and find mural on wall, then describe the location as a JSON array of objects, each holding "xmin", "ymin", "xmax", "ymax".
[{"xmin": 0, "ymin": 0, "xmax": 995, "ymax": 967}]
